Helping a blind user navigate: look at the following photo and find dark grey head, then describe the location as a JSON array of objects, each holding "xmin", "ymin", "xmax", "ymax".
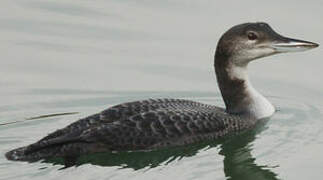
[{"xmin": 215, "ymin": 22, "xmax": 319, "ymax": 66}]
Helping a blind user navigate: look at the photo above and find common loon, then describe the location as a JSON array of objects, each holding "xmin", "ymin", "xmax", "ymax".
[{"xmin": 5, "ymin": 22, "xmax": 318, "ymax": 162}]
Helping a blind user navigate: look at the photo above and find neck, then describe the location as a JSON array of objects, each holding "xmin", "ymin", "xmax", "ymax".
[{"xmin": 214, "ymin": 51, "xmax": 275, "ymax": 119}]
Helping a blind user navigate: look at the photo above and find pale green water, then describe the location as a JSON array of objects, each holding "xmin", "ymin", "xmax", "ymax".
[{"xmin": 0, "ymin": 0, "xmax": 322, "ymax": 179}]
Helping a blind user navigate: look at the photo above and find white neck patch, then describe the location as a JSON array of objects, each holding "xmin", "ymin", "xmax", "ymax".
[{"xmin": 228, "ymin": 64, "xmax": 275, "ymax": 119}]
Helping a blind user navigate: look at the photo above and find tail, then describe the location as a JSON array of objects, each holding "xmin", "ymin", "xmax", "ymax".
[
  {"xmin": 5, "ymin": 136, "xmax": 109, "ymax": 162},
  {"xmin": 5, "ymin": 146, "xmax": 29, "ymax": 161},
  {"xmin": 5, "ymin": 135, "xmax": 89, "ymax": 161},
  {"xmin": 5, "ymin": 145, "xmax": 66, "ymax": 161}
]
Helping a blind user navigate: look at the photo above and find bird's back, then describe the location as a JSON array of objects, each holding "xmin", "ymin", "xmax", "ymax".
[{"xmin": 6, "ymin": 98, "xmax": 250, "ymax": 161}]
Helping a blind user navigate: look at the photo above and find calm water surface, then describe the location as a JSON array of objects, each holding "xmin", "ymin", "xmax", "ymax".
[{"xmin": 0, "ymin": 0, "xmax": 322, "ymax": 179}]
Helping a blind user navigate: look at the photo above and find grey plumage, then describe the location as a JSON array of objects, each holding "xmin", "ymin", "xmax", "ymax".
[{"xmin": 5, "ymin": 99, "xmax": 255, "ymax": 161}]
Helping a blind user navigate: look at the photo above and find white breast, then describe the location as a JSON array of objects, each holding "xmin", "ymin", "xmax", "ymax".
[
  {"xmin": 228, "ymin": 65, "xmax": 275, "ymax": 119},
  {"xmin": 245, "ymin": 80, "xmax": 275, "ymax": 119}
]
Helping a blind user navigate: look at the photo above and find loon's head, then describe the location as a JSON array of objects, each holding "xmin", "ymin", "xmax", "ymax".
[
  {"xmin": 215, "ymin": 22, "xmax": 319, "ymax": 66},
  {"xmin": 214, "ymin": 22, "xmax": 318, "ymax": 118}
]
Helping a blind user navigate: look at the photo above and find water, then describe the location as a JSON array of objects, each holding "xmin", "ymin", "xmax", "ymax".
[{"xmin": 0, "ymin": 0, "xmax": 322, "ymax": 179}]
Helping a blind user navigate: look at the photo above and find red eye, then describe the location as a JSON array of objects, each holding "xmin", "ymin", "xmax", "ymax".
[{"xmin": 247, "ymin": 32, "xmax": 258, "ymax": 40}]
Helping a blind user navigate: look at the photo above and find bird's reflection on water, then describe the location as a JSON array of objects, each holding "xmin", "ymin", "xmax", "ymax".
[
  {"xmin": 44, "ymin": 120, "xmax": 278, "ymax": 180},
  {"xmin": 220, "ymin": 120, "xmax": 278, "ymax": 180}
]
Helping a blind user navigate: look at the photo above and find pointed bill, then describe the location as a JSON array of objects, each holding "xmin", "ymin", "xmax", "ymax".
[{"xmin": 271, "ymin": 38, "xmax": 319, "ymax": 53}]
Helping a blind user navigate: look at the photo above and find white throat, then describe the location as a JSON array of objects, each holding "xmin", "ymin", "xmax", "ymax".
[{"xmin": 229, "ymin": 65, "xmax": 275, "ymax": 119}]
